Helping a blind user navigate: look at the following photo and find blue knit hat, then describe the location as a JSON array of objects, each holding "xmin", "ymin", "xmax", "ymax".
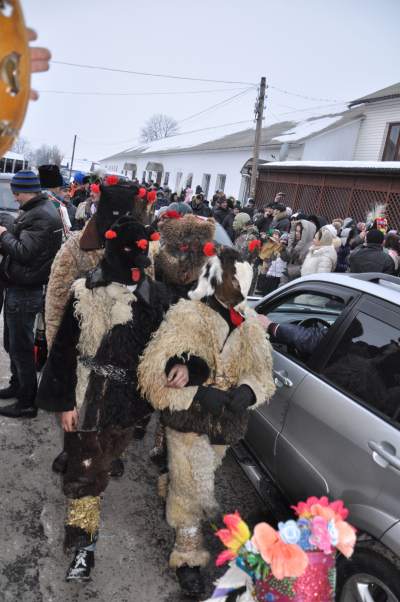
[{"xmin": 10, "ymin": 170, "xmax": 42, "ymax": 193}]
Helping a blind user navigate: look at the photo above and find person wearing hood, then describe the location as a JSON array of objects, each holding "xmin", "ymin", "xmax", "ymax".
[
  {"xmin": 269, "ymin": 203, "xmax": 291, "ymax": 233},
  {"xmin": 335, "ymin": 227, "xmax": 356, "ymax": 272},
  {"xmin": 301, "ymin": 228, "xmax": 337, "ymax": 276},
  {"xmin": 190, "ymin": 193, "xmax": 212, "ymax": 217},
  {"xmin": 35, "ymin": 217, "xmax": 169, "ymax": 583},
  {"xmin": 279, "ymin": 219, "xmax": 316, "ymax": 287},
  {"xmin": 155, "ymin": 189, "xmax": 169, "ymax": 212},
  {"xmin": 349, "ymin": 229, "xmax": 396, "ymax": 275}
]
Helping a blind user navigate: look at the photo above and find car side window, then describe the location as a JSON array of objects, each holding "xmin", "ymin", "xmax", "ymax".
[
  {"xmin": 260, "ymin": 291, "xmax": 345, "ymax": 362},
  {"xmin": 322, "ymin": 312, "xmax": 400, "ymax": 422}
]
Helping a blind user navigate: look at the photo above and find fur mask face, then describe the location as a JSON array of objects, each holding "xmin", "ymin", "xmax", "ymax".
[
  {"xmin": 189, "ymin": 247, "xmax": 252, "ymax": 315},
  {"xmin": 103, "ymin": 216, "xmax": 151, "ymax": 286},
  {"xmin": 96, "ymin": 184, "xmax": 139, "ymax": 239}
]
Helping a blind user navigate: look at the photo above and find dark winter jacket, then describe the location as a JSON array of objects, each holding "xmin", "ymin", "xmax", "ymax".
[
  {"xmin": 66, "ymin": 202, "xmax": 78, "ymax": 231},
  {"xmin": 155, "ymin": 194, "xmax": 169, "ymax": 211},
  {"xmin": 222, "ymin": 212, "xmax": 236, "ymax": 241},
  {"xmin": 270, "ymin": 210, "xmax": 291, "ymax": 234},
  {"xmin": 242, "ymin": 206, "xmax": 256, "ymax": 218},
  {"xmin": 213, "ymin": 206, "xmax": 230, "ymax": 224},
  {"xmin": 335, "ymin": 245, "xmax": 350, "ymax": 272},
  {"xmin": 349, "ymin": 243, "xmax": 396, "ymax": 275},
  {"xmin": 72, "ymin": 187, "xmax": 89, "ymax": 208},
  {"xmin": 268, "ymin": 321, "xmax": 327, "ymax": 354},
  {"xmin": 0, "ymin": 193, "xmax": 62, "ymax": 289},
  {"xmin": 190, "ymin": 200, "xmax": 212, "ymax": 217},
  {"xmin": 254, "ymin": 213, "xmax": 273, "ymax": 234}
]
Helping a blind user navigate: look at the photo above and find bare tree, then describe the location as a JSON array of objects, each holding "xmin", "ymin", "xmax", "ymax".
[
  {"xmin": 33, "ymin": 144, "xmax": 65, "ymax": 168},
  {"xmin": 49, "ymin": 145, "xmax": 65, "ymax": 168},
  {"xmin": 139, "ymin": 113, "xmax": 179, "ymax": 143},
  {"xmin": 10, "ymin": 136, "xmax": 34, "ymax": 161}
]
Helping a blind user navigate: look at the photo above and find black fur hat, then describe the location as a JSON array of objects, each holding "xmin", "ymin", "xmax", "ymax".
[
  {"xmin": 38, "ymin": 164, "xmax": 63, "ymax": 188},
  {"xmin": 96, "ymin": 184, "xmax": 140, "ymax": 239},
  {"xmin": 102, "ymin": 216, "xmax": 155, "ymax": 286}
]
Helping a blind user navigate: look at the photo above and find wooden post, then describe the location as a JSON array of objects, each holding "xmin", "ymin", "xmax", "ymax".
[
  {"xmin": 249, "ymin": 77, "xmax": 266, "ymax": 198},
  {"xmin": 69, "ymin": 135, "xmax": 77, "ymax": 182}
]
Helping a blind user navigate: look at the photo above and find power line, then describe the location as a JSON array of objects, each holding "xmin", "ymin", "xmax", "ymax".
[
  {"xmin": 36, "ymin": 87, "xmax": 249, "ymax": 96},
  {"xmin": 50, "ymin": 60, "xmax": 256, "ymax": 86},
  {"xmin": 178, "ymin": 88, "xmax": 254, "ymax": 124},
  {"xmin": 268, "ymin": 85, "xmax": 349, "ymax": 103}
]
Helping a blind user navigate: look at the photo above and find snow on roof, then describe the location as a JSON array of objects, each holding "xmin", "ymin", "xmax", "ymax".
[
  {"xmin": 259, "ymin": 160, "xmax": 400, "ymax": 171},
  {"xmin": 273, "ymin": 115, "xmax": 345, "ymax": 143},
  {"xmin": 348, "ymin": 82, "xmax": 400, "ymax": 108}
]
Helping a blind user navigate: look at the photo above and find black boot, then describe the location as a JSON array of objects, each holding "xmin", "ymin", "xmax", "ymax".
[
  {"xmin": 0, "ymin": 402, "xmax": 37, "ymax": 418},
  {"xmin": 66, "ymin": 549, "xmax": 95, "ymax": 582},
  {"xmin": 176, "ymin": 564, "xmax": 205, "ymax": 596},
  {"xmin": 110, "ymin": 457, "xmax": 124, "ymax": 478},
  {"xmin": 0, "ymin": 386, "xmax": 18, "ymax": 399},
  {"xmin": 52, "ymin": 449, "xmax": 68, "ymax": 475},
  {"xmin": 149, "ymin": 450, "xmax": 168, "ymax": 474}
]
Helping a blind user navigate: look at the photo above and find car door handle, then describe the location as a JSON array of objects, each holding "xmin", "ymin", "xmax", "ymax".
[
  {"xmin": 368, "ymin": 440, "xmax": 400, "ymax": 471},
  {"xmin": 273, "ymin": 370, "xmax": 293, "ymax": 387}
]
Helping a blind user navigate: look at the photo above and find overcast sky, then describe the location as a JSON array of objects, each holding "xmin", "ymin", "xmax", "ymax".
[{"xmin": 17, "ymin": 0, "xmax": 400, "ymax": 167}]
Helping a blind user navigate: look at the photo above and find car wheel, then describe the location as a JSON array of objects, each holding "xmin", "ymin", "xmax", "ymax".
[{"xmin": 336, "ymin": 540, "xmax": 400, "ymax": 602}]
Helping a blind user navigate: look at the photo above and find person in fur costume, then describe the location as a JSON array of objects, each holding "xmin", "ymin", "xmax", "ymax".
[
  {"xmin": 138, "ymin": 246, "xmax": 275, "ymax": 595},
  {"xmin": 150, "ymin": 212, "xmax": 216, "ymax": 471},
  {"xmin": 45, "ymin": 184, "xmax": 157, "ymax": 475},
  {"xmin": 35, "ymin": 217, "xmax": 168, "ymax": 582}
]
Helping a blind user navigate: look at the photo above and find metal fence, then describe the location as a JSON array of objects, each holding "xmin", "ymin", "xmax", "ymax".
[{"xmin": 255, "ymin": 169, "xmax": 400, "ymax": 229}]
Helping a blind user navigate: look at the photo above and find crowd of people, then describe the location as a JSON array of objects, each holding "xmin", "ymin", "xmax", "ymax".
[{"xmin": 0, "ymin": 166, "xmax": 398, "ymax": 595}]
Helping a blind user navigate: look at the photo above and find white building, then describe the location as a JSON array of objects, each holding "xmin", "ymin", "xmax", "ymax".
[{"xmin": 98, "ymin": 82, "xmax": 400, "ymax": 203}]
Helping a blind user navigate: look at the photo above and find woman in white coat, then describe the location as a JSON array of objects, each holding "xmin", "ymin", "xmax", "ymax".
[{"xmin": 301, "ymin": 228, "xmax": 337, "ymax": 276}]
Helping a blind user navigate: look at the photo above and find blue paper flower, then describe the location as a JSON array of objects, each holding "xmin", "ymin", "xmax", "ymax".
[{"xmin": 278, "ymin": 520, "xmax": 301, "ymax": 544}]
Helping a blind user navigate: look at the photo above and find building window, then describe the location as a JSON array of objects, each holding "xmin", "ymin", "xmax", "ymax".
[
  {"xmin": 382, "ymin": 123, "xmax": 400, "ymax": 161},
  {"xmin": 164, "ymin": 172, "xmax": 170, "ymax": 185},
  {"xmin": 202, "ymin": 174, "xmax": 211, "ymax": 199},
  {"xmin": 186, "ymin": 173, "xmax": 193, "ymax": 188},
  {"xmin": 176, "ymin": 172, "xmax": 182, "ymax": 191},
  {"xmin": 142, "ymin": 171, "xmax": 147, "ymax": 182},
  {"xmin": 216, "ymin": 174, "xmax": 226, "ymax": 192}
]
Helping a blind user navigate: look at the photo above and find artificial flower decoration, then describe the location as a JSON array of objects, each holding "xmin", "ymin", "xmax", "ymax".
[
  {"xmin": 252, "ymin": 523, "xmax": 308, "ymax": 580},
  {"xmin": 136, "ymin": 239, "xmax": 148, "ymax": 250},
  {"xmin": 308, "ymin": 516, "xmax": 332, "ymax": 554},
  {"xmin": 138, "ymin": 188, "xmax": 146, "ymax": 198},
  {"xmin": 105, "ymin": 230, "xmax": 117, "ymax": 239},
  {"xmin": 215, "ymin": 511, "xmax": 251, "ymax": 566},
  {"xmin": 91, "ymin": 184, "xmax": 100, "ymax": 194},
  {"xmin": 249, "ymin": 239, "xmax": 262, "ymax": 252},
  {"xmin": 105, "ymin": 175, "xmax": 118, "ymax": 185},
  {"xmin": 147, "ymin": 190, "xmax": 156, "ymax": 203},
  {"xmin": 150, "ymin": 232, "xmax": 161, "ymax": 241},
  {"xmin": 203, "ymin": 242, "xmax": 215, "ymax": 256}
]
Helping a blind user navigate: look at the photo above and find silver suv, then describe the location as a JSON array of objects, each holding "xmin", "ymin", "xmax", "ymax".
[{"xmin": 233, "ymin": 272, "xmax": 400, "ymax": 601}]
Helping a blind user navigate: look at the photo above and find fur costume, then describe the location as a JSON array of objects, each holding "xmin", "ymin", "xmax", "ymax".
[
  {"xmin": 36, "ymin": 217, "xmax": 168, "ymax": 559},
  {"xmin": 45, "ymin": 185, "xmax": 155, "ymax": 349},
  {"xmin": 138, "ymin": 247, "xmax": 275, "ymax": 571}
]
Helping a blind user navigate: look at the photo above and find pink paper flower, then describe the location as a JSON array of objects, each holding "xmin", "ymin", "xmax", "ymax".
[{"xmin": 309, "ymin": 516, "xmax": 332, "ymax": 554}]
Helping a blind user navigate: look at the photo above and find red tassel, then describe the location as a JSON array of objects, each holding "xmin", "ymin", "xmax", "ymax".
[
  {"xmin": 106, "ymin": 175, "xmax": 118, "ymax": 185},
  {"xmin": 249, "ymin": 239, "xmax": 261, "ymax": 252},
  {"xmin": 230, "ymin": 305, "xmax": 243, "ymax": 326},
  {"xmin": 91, "ymin": 184, "xmax": 100, "ymax": 194},
  {"xmin": 138, "ymin": 188, "xmax": 146, "ymax": 198},
  {"xmin": 203, "ymin": 242, "xmax": 215, "ymax": 256},
  {"xmin": 105, "ymin": 230, "xmax": 117, "ymax": 239},
  {"xmin": 150, "ymin": 232, "xmax": 161, "ymax": 241},
  {"xmin": 136, "ymin": 239, "xmax": 148, "ymax": 249},
  {"xmin": 147, "ymin": 190, "xmax": 156, "ymax": 203}
]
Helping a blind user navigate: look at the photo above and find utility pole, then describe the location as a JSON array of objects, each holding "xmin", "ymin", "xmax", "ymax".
[
  {"xmin": 249, "ymin": 77, "xmax": 266, "ymax": 198},
  {"xmin": 69, "ymin": 135, "xmax": 77, "ymax": 182}
]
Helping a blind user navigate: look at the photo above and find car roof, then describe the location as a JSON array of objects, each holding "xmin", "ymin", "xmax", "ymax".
[{"xmin": 273, "ymin": 272, "xmax": 400, "ymax": 308}]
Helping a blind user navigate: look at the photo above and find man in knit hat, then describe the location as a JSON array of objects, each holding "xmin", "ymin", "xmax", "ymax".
[
  {"xmin": 349, "ymin": 229, "xmax": 396, "ymax": 275},
  {"xmin": 0, "ymin": 170, "xmax": 62, "ymax": 418}
]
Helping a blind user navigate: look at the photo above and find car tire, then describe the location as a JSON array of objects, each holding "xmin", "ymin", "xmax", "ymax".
[{"xmin": 336, "ymin": 540, "xmax": 400, "ymax": 602}]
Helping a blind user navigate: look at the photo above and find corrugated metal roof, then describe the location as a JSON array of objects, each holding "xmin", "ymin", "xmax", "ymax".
[
  {"xmin": 348, "ymin": 82, "xmax": 400, "ymax": 108},
  {"xmin": 259, "ymin": 160, "xmax": 400, "ymax": 173}
]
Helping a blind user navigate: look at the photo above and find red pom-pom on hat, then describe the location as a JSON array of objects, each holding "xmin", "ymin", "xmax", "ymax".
[
  {"xmin": 91, "ymin": 184, "xmax": 100, "ymax": 194},
  {"xmin": 249, "ymin": 240, "xmax": 261, "ymax": 252},
  {"xmin": 162, "ymin": 210, "xmax": 183, "ymax": 220},
  {"xmin": 136, "ymin": 239, "xmax": 148, "ymax": 249},
  {"xmin": 150, "ymin": 232, "xmax": 161, "ymax": 241},
  {"xmin": 138, "ymin": 188, "xmax": 146, "ymax": 198},
  {"xmin": 105, "ymin": 230, "xmax": 117, "ymax": 239},
  {"xmin": 106, "ymin": 175, "xmax": 118, "ymax": 185},
  {"xmin": 203, "ymin": 242, "xmax": 215, "ymax": 256},
  {"xmin": 147, "ymin": 190, "xmax": 156, "ymax": 203}
]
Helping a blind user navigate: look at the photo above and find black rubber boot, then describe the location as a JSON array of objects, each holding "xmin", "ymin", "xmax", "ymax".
[
  {"xmin": 52, "ymin": 449, "xmax": 68, "ymax": 475},
  {"xmin": 176, "ymin": 564, "xmax": 205, "ymax": 596},
  {"xmin": 66, "ymin": 549, "xmax": 95, "ymax": 582},
  {"xmin": 110, "ymin": 457, "xmax": 124, "ymax": 478},
  {"xmin": 0, "ymin": 386, "xmax": 18, "ymax": 399}
]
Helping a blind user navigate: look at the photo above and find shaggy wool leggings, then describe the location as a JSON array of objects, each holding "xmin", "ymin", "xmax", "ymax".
[
  {"xmin": 162, "ymin": 427, "xmax": 227, "ymax": 568},
  {"xmin": 62, "ymin": 426, "xmax": 134, "ymax": 552}
]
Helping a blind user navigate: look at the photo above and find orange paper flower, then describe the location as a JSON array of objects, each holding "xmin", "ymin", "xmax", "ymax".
[{"xmin": 251, "ymin": 523, "xmax": 308, "ymax": 580}]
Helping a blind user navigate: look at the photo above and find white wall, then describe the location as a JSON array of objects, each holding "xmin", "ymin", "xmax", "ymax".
[
  {"xmin": 302, "ymin": 119, "xmax": 362, "ymax": 160},
  {"xmin": 354, "ymin": 98, "xmax": 400, "ymax": 161}
]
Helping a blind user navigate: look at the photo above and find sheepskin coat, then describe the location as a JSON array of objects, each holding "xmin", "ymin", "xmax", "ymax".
[
  {"xmin": 37, "ymin": 274, "xmax": 169, "ymax": 430},
  {"xmin": 138, "ymin": 298, "xmax": 275, "ymax": 442},
  {"xmin": 301, "ymin": 244, "xmax": 337, "ymax": 276}
]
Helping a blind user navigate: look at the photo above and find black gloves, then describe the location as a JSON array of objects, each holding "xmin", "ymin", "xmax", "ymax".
[
  {"xmin": 196, "ymin": 385, "xmax": 231, "ymax": 416},
  {"xmin": 228, "ymin": 385, "xmax": 255, "ymax": 415}
]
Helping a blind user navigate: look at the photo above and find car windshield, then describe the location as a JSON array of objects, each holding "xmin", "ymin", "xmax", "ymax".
[{"xmin": 0, "ymin": 180, "xmax": 17, "ymax": 212}]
